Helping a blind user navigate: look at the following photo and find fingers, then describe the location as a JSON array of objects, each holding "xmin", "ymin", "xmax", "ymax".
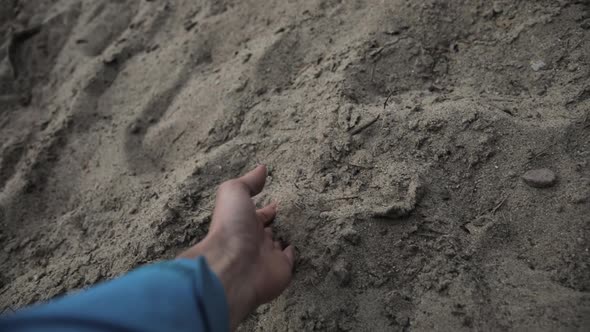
[
  {"xmin": 283, "ymin": 245, "xmax": 295, "ymax": 268},
  {"xmin": 256, "ymin": 203, "xmax": 277, "ymax": 226},
  {"xmin": 264, "ymin": 229, "xmax": 286, "ymax": 252},
  {"xmin": 236, "ymin": 165, "xmax": 267, "ymax": 196},
  {"xmin": 264, "ymin": 228, "xmax": 273, "ymax": 240},
  {"xmin": 263, "ymin": 229, "xmax": 274, "ymax": 250}
]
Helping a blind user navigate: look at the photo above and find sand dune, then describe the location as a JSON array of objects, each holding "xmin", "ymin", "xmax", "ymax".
[{"xmin": 1, "ymin": 0, "xmax": 589, "ymax": 330}]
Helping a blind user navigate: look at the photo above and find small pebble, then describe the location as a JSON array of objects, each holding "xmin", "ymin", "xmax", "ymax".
[
  {"xmin": 129, "ymin": 123, "xmax": 142, "ymax": 135},
  {"xmin": 397, "ymin": 316, "xmax": 410, "ymax": 327},
  {"xmin": 556, "ymin": 204, "xmax": 564, "ymax": 213},
  {"xmin": 530, "ymin": 60, "xmax": 546, "ymax": 71},
  {"xmin": 570, "ymin": 191, "xmax": 589, "ymax": 204},
  {"xmin": 341, "ymin": 229, "xmax": 360, "ymax": 245},
  {"xmin": 522, "ymin": 168, "xmax": 557, "ymax": 188},
  {"xmin": 567, "ymin": 63, "xmax": 578, "ymax": 72},
  {"xmin": 4, "ymin": 242, "xmax": 16, "ymax": 253},
  {"xmin": 440, "ymin": 188, "xmax": 451, "ymax": 201},
  {"xmin": 333, "ymin": 260, "xmax": 351, "ymax": 286},
  {"xmin": 233, "ymin": 78, "xmax": 248, "ymax": 93}
]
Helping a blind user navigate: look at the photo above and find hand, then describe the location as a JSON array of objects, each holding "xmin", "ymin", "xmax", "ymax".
[{"xmin": 178, "ymin": 165, "xmax": 295, "ymax": 330}]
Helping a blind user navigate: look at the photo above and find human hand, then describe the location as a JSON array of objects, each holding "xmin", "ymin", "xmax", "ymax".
[{"xmin": 178, "ymin": 165, "xmax": 295, "ymax": 330}]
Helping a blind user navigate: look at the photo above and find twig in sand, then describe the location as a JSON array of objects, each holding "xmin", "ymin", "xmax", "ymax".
[
  {"xmin": 526, "ymin": 147, "xmax": 551, "ymax": 166},
  {"xmin": 491, "ymin": 195, "xmax": 508, "ymax": 215},
  {"xmin": 383, "ymin": 90, "xmax": 395, "ymax": 110},
  {"xmin": 172, "ymin": 130, "xmax": 186, "ymax": 144},
  {"xmin": 346, "ymin": 162, "xmax": 374, "ymax": 169},
  {"xmin": 294, "ymin": 201, "xmax": 305, "ymax": 210},
  {"xmin": 349, "ymin": 115, "xmax": 380, "ymax": 135},
  {"xmin": 370, "ymin": 61, "xmax": 378, "ymax": 82},
  {"xmin": 327, "ymin": 195, "xmax": 360, "ymax": 201}
]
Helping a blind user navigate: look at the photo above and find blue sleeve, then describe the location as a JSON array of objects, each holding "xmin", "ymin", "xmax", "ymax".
[{"xmin": 0, "ymin": 258, "xmax": 229, "ymax": 332}]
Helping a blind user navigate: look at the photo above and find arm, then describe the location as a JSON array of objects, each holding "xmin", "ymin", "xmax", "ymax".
[
  {"xmin": 1, "ymin": 258, "xmax": 229, "ymax": 332},
  {"xmin": 1, "ymin": 165, "xmax": 294, "ymax": 331}
]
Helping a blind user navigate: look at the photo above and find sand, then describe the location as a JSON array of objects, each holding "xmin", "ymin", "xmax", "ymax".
[{"xmin": 1, "ymin": 0, "xmax": 589, "ymax": 330}]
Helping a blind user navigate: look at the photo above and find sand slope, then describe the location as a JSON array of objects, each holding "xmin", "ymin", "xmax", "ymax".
[{"xmin": 1, "ymin": 0, "xmax": 589, "ymax": 330}]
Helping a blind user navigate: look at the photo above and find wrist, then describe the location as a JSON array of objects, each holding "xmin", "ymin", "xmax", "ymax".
[{"xmin": 198, "ymin": 234, "xmax": 257, "ymax": 330}]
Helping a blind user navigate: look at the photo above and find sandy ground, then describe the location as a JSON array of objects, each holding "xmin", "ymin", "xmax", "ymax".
[{"xmin": 1, "ymin": 0, "xmax": 589, "ymax": 330}]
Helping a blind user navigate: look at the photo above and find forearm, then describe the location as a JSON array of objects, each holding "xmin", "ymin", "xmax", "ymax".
[
  {"xmin": 1, "ymin": 258, "xmax": 229, "ymax": 332},
  {"xmin": 179, "ymin": 233, "xmax": 256, "ymax": 331}
]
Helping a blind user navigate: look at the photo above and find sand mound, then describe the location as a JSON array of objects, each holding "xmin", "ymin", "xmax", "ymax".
[{"xmin": 1, "ymin": 0, "xmax": 589, "ymax": 330}]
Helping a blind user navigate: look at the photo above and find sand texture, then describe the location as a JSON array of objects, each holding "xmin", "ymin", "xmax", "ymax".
[{"xmin": 1, "ymin": 0, "xmax": 589, "ymax": 330}]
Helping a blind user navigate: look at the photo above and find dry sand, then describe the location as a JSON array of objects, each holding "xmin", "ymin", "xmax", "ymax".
[{"xmin": 1, "ymin": 0, "xmax": 589, "ymax": 330}]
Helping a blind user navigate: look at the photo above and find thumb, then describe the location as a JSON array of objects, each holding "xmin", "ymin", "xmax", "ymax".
[{"xmin": 237, "ymin": 165, "xmax": 267, "ymax": 196}]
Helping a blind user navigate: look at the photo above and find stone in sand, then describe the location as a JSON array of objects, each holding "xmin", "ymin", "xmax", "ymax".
[
  {"xmin": 333, "ymin": 260, "xmax": 351, "ymax": 286},
  {"xmin": 522, "ymin": 168, "xmax": 557, "ymax": 188}
]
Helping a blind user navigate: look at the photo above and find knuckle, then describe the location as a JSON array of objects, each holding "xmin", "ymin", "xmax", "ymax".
[
  {"xmin": 258, "ymin": 210, "xmax": 270, "ymax": 219},
  {"xmin": 218, "ymin": 179, "xmax": 240, "ymax": 193}
]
